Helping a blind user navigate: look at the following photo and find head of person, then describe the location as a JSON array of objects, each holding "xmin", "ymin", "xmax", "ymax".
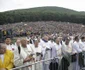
[
  {"xmin": 42, "ymin": 35, "xmax": 49, "ymax": 42},
  {"xmin": 65, "ymin": 38, "xmax": 70, "ymax": 45},
  {"xmin": 0, "ymin": 43, "xmax": 6, "ymax": 54},
  {"xmin": 37, "ymin": 36, "xmax": 41, "ymax": 43},
  {"xmin": 81, "ymin": 37, "xmax": 85, "ymax": 42},
  {"xmin": 20, "ymin": 38, "xmax": 27, "ymax": 48},
  {"xmin": 74, "ymin": 36, "xmax": 79, "ymax": 42},
  {"xmin": 59, "ymin": 37, "xmax": 62, "ymax": 41},
  {"xmin": 16, "ymin": 38, "xmax": 21, "ymax": 46},
  {"xmin": 34, "ymin": 39, "xmax": 39, "ymax": 47},
  {"xmin": 5, "ymin": 37, "xmax": 12, "ymax": 45},
  {"xmin": 69, "ymin": 36, "xmax": 74, "ymax": 40},
  {"xmin": 55, "ymin": 37, "xmax": 60, "ymax": 45},
  {"xmin": 26, "ymin": 38, "xmax": 30, "ymax": 44}
]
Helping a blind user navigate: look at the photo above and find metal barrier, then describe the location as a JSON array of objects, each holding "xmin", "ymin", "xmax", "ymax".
[
  {"xmin": 82, "ymin": 67, "xmax": 85, "ymax": 70},
  {"xmin": 12, "ymin": 53, "xmax": 85, "ymax": 70},
  {"xmin": 12, "ymin": 57, "xmax": 59, "ymax": 70}
]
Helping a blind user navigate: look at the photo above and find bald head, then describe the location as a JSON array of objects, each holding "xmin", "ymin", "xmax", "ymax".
[
  {"xmin": 43, "ymin": 35, "xmax": 49, "ymax": 41},
  {"xmin": 20, "ymin": 38, "xmax": 27, "ymax": 48}
]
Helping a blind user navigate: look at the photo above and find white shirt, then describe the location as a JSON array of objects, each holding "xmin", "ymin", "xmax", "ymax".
[
  {"xmin": 72, "ymin": 41, "xmax": 82, "ymax": 54},
  {"xmin": 0, "ymin": 54, "xmax": 4, "ymax": 63},
  {"xmin": 62, "ymin": 42, "xmax": 72, "ymax": 54},
  {"xmin": 54, "ymin": 42, "xmax": 62, "ymax": 58},
  {"xmin": 32, "ymin": 45, "xmax": 42, "ymax": 61},
  {"xmin": 35, "ymin": 45, "xmax": 42, "ymax": 53},
  {"xmin": 39, "ymin": 39, "xmax": 51, "ymax": 55},
  {"xmin": 6, "ymin": 44, "xmax": 16, "ymax": 52},
  {"xmin": 79, "ymin": 41, "xmax": 85, "ymax": 51}
]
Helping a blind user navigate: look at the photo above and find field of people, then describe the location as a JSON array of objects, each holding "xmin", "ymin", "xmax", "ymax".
[{"xmin": 0, "ymin": 21, "xmax": 85, "ymax": 36}]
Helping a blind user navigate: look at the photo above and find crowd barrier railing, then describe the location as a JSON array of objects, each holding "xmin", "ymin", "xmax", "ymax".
[{"xmin": 12, "ymin": 57, "xmax": 59, "ymax": 70}]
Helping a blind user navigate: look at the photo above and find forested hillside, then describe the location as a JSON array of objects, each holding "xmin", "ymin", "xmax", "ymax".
[{"xmin": 0, "ymin": 6, "xmax": 85, "ymax": 25}]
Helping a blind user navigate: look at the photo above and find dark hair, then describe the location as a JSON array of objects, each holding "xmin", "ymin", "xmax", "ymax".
[
  {"xmin": 74, "ymin": 36, "xmax": 79, "ymax": 41},
  {"xmin": 5, "ymin": 36, "xmax": 11, "ymax": 40},
  {"xmin": 81, "ymin": 37, "xmax": 85, "ymax": 40}
]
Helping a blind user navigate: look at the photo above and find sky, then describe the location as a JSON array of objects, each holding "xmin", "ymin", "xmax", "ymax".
[{"xmin": 0, "ymin": 0, "xmax": 85, "ymax": 12}]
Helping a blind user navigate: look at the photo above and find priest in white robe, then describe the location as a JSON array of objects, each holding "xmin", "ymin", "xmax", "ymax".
[
  {"xmin": 14, "ymin": 38, "xmax": 35, "ymax": 70},
  {"xmin": 39, "ymin": 35, "xmax": 51, "ymax": 70},
  {"xmin": 70, "ymin": 36, "xmax": 82, "ymax": 70},
  {"xmin": 32, "ymin": 39, "xmax": 43, "ymax": 70}
]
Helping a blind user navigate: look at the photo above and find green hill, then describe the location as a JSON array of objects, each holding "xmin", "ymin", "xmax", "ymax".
[
  {"xmin": 1, "ymin": 6, "xmax": 79, "ymax": 14},
  {"xmin": 0, "ymin": 6, "xmax": 85, "ymax": 25}
]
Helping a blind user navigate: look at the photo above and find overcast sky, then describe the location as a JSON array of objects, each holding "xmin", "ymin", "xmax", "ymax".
[{"xmin": 0, "ymin": 0, "xmax": 85, "ymax": 12}]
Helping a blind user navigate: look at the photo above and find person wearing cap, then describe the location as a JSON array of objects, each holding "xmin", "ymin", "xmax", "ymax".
[{"xmin": 0, "ymin": 43, "xmax": 14, "ymax": 70}]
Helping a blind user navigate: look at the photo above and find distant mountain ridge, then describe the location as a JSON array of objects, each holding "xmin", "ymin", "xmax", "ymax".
[
  {"xmin": 0, "ymin": 6, "xmax": 85, "ymax": 25},
  {"xmin": 2, "ymin": 6, "xmax": 79, "ymax": 13},
  {"xmin": 2, "ymin": 6, "xmax": 85, "ymax": 14}
]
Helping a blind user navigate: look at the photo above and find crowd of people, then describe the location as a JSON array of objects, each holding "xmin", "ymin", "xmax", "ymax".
[
  {"xmin": 0, "ymin": 33, "xmax": 85, "ymax": 70},
  {"xmin": 0, "ymin": 21, "xmax": 85, "ymax": 36}
]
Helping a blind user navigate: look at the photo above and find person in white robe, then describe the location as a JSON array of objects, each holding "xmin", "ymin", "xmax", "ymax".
[
  {"xmin": 14, "ymin": 38, "xmax": 35, "ymax": 70},
  {"xmin": 32, "ymin": 39, "xmax": 42, "ymax": 70},
  {"xmin": 49, "ymin": 38, "xmax": 59, "ymax": 70},
  {"xmin": 62, "ymin": 38, "xmax": 72, "ymax": 70},
  {"xmin": 79, "ymin": 37, "xmax": 85, "ymax": 67},
  {"xmin": 39, "ymin": 35, "xmax": 51, "ymax": 70},
  {"xmin": 71, "ymin": 36, "xmax": 82, "ymax": 70},
  {"xmin": 14, "ymin": 39, "xmax": 24, "ymax": 67},
  {"xmin": 54, "ymin": 37, "xmax": 62, "ymax": 70},
  {"xmin": 54, "ymin": 37, "xmax": 62, "ymax": 60}
]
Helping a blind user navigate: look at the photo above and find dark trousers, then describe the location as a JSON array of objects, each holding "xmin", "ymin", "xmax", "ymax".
[
  {"xmin": 49, "ymin": 62, "xmax": 58, "ymax": 70},
  {"xmin": 61, "ymin": 57, "xmax": 70, "ymax": 70},
  {"xmin": 78, "ymin": 52, "xmax": 84, "ymax": 68}
]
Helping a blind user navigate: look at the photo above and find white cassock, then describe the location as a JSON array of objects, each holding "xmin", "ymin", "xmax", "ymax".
[
  {"xmin": 62, "ymin": 41, "xmax": 72, "ymax": 60},
  {"xmin": 62, "ymin": 42, "xmax": 73, "ymax": 70},
  {"xmin": 54, "ymin": 42, "xmax": 62, "ymax": 70},
  {"xmin": 48, "ymin": 41, "xmax": 57, "ymax": 58},
  {"xmin": 39, "ymin": 39, "xmax": 51, "ymax": 70},
  {"xmin": 14, "ymin": 43, "xmax": 24, "ymax": 67},
  {"xmin": 79, "ymin": 40, "xmax": 85, "ymax": 51},
  {"xmin": 70, "ymin": 41, "xmax": 82, "ymax": 70},
  {"xmin": 32, "ymin": 45, "xmax": 42, "ymax": 70},
  {"xmin": 54, "ymin": 42, "xmax": 62, "ymax": 59},
  {"xmin": 34, "ymin": 45, "xmax": 42, "ymax": 61},
  {"xmin": 79, "ymin": 40, "xmax": 85, "ymax": 66},
  {"xmin": 15, "ymin": 44, "xmax": 35, "ymax": 70}
]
